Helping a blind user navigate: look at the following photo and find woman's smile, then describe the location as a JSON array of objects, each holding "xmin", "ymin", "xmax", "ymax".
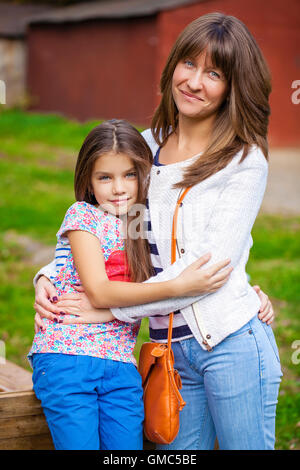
[{"xmin": 179, "ymin": 89, "xmax": 205, "ymax": 101}]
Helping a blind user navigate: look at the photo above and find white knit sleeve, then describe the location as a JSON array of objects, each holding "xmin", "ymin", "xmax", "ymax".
[
  {"xmin": 33, "ymin": 260, "xmax": 57, "ymax": 287},
  {"xmin": 111, "ymin": 151, "xmax": 268, "ymax": 323}
]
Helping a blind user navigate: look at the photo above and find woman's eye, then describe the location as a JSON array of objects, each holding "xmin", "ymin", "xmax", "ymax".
[
  {"xmin": 209, "ymin": 70, "xmax": 221, "ymax": 79},
  {"xmin": 184, "ymin": 59, "xmax": 194, "ymax": 68}
]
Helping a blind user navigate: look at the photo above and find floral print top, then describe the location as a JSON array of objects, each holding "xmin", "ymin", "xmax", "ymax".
[{"xmin": 28, "ymin": 201, "xmax": 140, "ymax": 366}]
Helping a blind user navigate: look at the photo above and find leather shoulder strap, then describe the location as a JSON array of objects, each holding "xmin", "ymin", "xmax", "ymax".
[{"xmin": 167, "ymin": 186, "xmax": 192, "ymax": 351}]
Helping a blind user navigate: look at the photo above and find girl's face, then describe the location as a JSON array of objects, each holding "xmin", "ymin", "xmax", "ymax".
[
  {"xmin": 91, "ymin": 152, "xmax": 138, "ymax": 216},
  {"xmin": 172, "ymin": 50, "xmax": 228, "ymax": 121}
]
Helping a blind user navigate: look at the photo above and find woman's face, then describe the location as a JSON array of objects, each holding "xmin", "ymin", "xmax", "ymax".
[{"xmin": 172, "ymin": 51, "xmax": 228, "ymax": 121}]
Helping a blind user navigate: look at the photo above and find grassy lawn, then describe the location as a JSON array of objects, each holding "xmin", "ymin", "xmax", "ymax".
[{"xmin": 0, "ymin": 108, "xmax": 299, "ymax": 450}]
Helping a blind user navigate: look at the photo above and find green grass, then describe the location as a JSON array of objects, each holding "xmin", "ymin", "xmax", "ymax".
[
  {"xmin": 247, "ymin": 216, "xmax": 300, "ymax": 450},
  {"xmin": 0, "ymin": 109, "xmax": 299, "ymax": 450}
]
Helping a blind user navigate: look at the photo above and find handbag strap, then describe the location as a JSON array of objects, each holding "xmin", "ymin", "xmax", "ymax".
[{"xmin": 167, "ymin": 187, "xmax": 192, "ymax": 353}]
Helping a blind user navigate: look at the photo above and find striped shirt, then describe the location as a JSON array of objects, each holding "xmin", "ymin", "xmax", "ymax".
[{"xmin": 145, "ymin": 148, "xmax": 193, "ymax": 343}]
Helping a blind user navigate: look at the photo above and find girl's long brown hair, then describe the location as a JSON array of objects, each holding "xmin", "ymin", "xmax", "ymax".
[
  {"xmin": 74, "ymin": 119, "xmax": 154, "ymax": 282},
  {"xmin": 152, "ymin": 12, "xmax": 272, "ymax": 189}
]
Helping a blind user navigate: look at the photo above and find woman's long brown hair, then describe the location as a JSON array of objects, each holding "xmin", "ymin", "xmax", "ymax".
[
  {"xmin": 74, "ymin": 119, "xmax": 154, "ymax": 282},
  {"xmin": 151, "ymin": 12, "xmax": 272, "ymax": 189}
]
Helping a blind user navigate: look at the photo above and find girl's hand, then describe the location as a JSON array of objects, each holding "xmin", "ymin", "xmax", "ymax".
[
  {"xmin": 253, "ymin": 285, "xmax": 275, "ymax": 325},
  {"xmin": 175, "ymin": 253, "xmax": 233, "ymax": 296},
  {"xmin": 55, "ymin": 287, "xmax": 115, "ymax": 324},
  {"xmin": 34, "ymin": 275, "xmax": 61, "ymax": 322}
]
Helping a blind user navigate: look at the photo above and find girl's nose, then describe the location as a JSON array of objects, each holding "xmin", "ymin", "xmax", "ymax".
[{"xmin": 112, "ymin": 179, "xmax": 126, "ymax": 195}]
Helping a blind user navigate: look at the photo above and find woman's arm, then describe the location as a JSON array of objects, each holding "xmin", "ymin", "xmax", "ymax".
[
  {"xmin": 110, "ymin": 152, "xmax": 268, "ymax": 323},
  {"xmin": 67, "ymin": 230, "xmax": 232, "ymax": 308},
  {"xmin": 33, "ymin": 260, "xmax": 57, "ymax": 287},
  {"xmin": 37, "ymin": 282, "xmax": 274, "ymax": 327}
]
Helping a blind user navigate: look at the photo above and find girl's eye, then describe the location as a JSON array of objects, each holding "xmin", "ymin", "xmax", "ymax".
[
  {"xmin": 126, "ymin": 172, "xmax": 137, "ymax": 178},
  {"xmin": 98, "ymin": 175, "xmax": 110, "ymax": 181}
]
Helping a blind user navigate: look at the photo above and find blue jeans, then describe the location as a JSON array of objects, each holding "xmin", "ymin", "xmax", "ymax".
[
  {"xmin": 157, "ymin": 315, "xmax": 282, "ymax": 450},
  {"xmin": 32, "ymin": 353, "xmax": 144, "ymax": 450}
]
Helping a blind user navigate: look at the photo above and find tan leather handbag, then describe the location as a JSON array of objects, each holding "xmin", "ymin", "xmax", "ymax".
[{"xmin": 138, "ymin": 187, "xmax": 191, "ymax": 445}]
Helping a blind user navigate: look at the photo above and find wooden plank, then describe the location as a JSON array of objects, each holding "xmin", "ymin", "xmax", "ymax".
[
  {"xmin": 0, "ymin": 413, "xmax": 51, "ymax": 439},
  {"xmin": 0, "ymin": 388, "xmax": 54, "ymax": 449},
  {"xmin": 0, "ymin": 389, "xmax": 54, "ymax": 447},
  {"xmin": 0, "ymin": 390, "xmax": 43, "ymax": 419},
  {"xmin": 0, "ymin": 433, "xmax": 54, "ymax": 450},
  {"xmin": 0, "ymin": 360, "xmax": 32, "ymax": 392}
]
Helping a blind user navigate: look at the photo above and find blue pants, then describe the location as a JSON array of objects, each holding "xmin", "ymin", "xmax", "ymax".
[
  {"xmin": 157, "ymin": 315, "xmax": 283, "ymax": 450},
  {"xmin": 32, "ymin": 353, "xmax": 144, "ymax": 450}
]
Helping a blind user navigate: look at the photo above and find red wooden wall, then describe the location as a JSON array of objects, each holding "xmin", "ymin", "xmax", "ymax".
[{"xmin": 27, "ymin": 0, "xmax": 300, "ymax": 146}]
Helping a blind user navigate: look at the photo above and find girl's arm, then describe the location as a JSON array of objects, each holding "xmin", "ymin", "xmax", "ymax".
[
  {"xmin": 67, "ymin": 230, "xmax": 232, "ymax": 309},
  {"xmin": 110, "ymin": 151, "xmax": 268, "ymax": 323}
]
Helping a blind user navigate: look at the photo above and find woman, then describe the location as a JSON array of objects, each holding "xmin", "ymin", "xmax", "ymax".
[{"xmin": 33, "ymin": 13, "xmax": 281, "ymax": 450}]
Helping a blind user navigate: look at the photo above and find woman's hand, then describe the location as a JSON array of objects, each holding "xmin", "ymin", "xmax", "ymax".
[
  {"xmin": 34, "ymin": 311, "xmax": 46, "ymax": 333},
  {"xmin": 34, "ymin": 276, "xmax": 61, "ymax": 322},
  {"xmin": 175, "ymin": 253, "xmax": 233, "ymax": 296},
  {"xmin": 253, "ymin": 285, "xmax": 275, "ymax": 325}
]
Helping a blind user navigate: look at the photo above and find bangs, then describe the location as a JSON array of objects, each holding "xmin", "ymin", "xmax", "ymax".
[{"xmin": 176, "ymin": 23, "xmax": 236, "ymax": 82}]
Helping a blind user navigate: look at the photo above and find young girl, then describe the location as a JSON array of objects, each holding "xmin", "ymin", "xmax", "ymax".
[{"xmin": 28, "ymin": 119, "xmax": 232, "ymax": 450}]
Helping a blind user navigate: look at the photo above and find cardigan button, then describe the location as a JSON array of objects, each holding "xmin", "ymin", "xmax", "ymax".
[
  {"xmin": 157, "ymin": 170, "xmax": 160, "ymax": 175},
  {"xmin": 206, "ymin": 334, "xmax": 211, "ymax": 339},
  {"xmin": 180, "ymin": 248, "xmax": 185, "ymax": 254}
]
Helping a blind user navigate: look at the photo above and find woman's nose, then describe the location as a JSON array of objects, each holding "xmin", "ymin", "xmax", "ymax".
[{"xmin": 187, "ymin": 70, "xmax": 203, "ymax": 91}]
